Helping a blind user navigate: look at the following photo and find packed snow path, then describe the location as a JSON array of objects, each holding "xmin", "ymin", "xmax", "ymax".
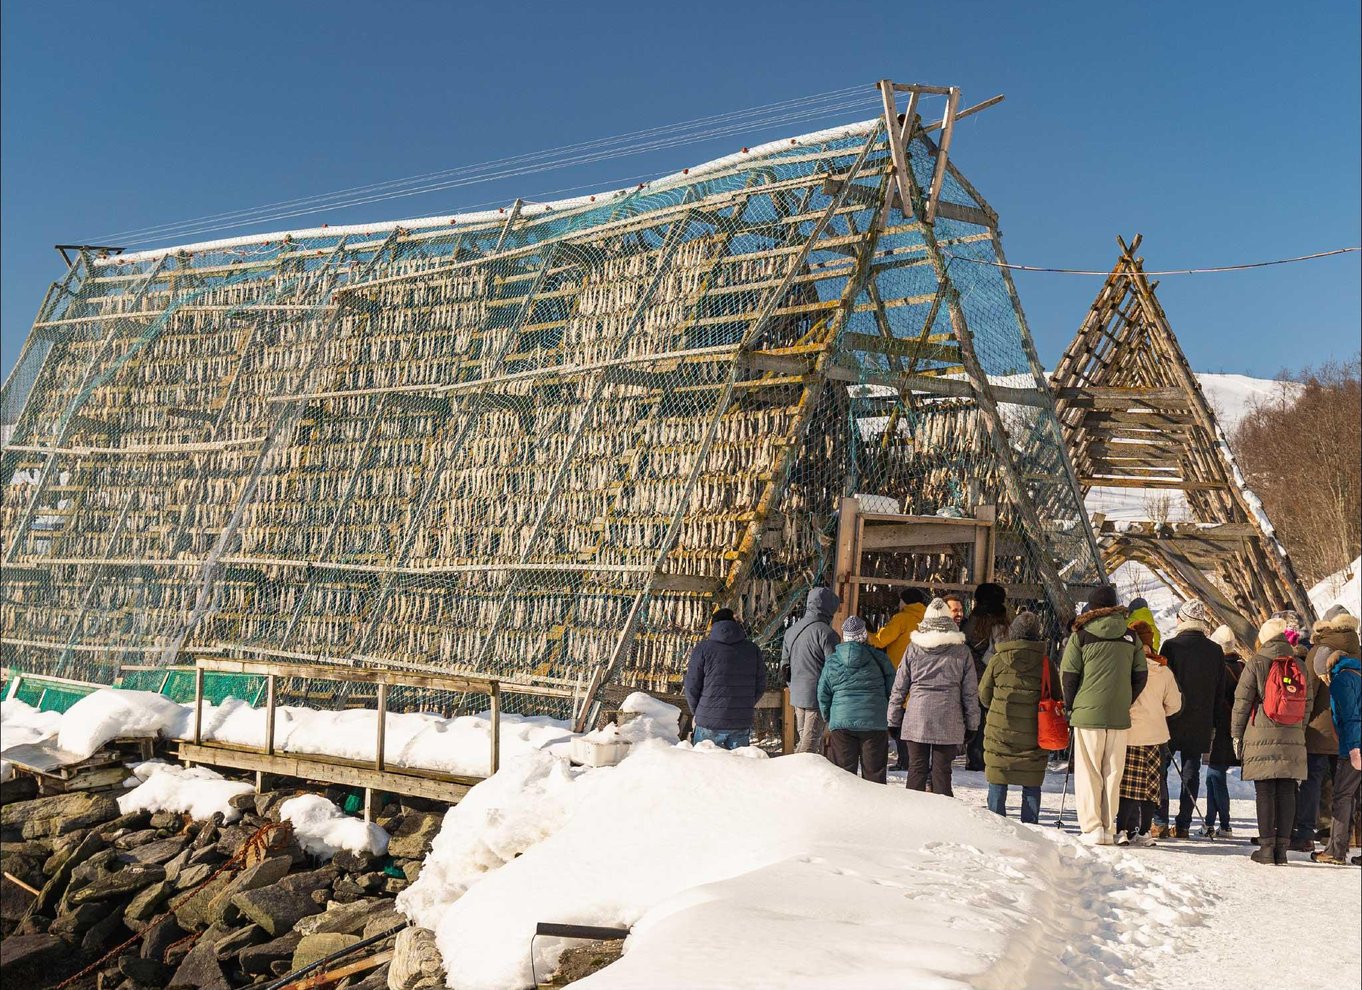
[{"xmin": 938, "ymin": 767, "xmax": 1362, "ymax": 990}]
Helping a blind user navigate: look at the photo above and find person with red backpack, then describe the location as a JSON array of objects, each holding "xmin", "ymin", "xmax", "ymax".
[{"xmin": 1231, "ymin": 614, "xmax": 1315, "ymax": 864}]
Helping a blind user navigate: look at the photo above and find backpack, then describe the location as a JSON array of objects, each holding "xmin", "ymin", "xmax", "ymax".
[{"xmin": 1260, "ymin": 655, "xmax": 1308, "ymax": 726}]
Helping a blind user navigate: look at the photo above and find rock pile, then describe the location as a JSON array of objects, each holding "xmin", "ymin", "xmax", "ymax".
[{"xmin": 1, "ymin": 785, "xmax": 449, "ymax": 990}]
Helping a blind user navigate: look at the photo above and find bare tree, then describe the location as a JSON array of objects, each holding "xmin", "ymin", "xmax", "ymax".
[{"xmin": 1232, "ymin": 358, "xmax": 1362, "ymax": 585}]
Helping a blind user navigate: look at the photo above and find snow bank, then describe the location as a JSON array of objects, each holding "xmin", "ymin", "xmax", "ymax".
[
  {"xmin": 403, "ymin": 744, "xmax": 1205, "ymax": 990},
  {"xmin": 397, "ymin": 752, "xmax": 591, "ymax": 929},
  {"xmin": 279, "ymin": 794, "xmax": 389, "ymax": 859},
  {"xmin": 1, "ymin": 698, "xmax": 64, "ymax": 751},
  {"xmin": 117, "ymin": 762, "xmax": 254, "ymax": 822},
  {"xmin": 58, "ymin": 689, "xmax": 189, "ymax": 759},
  {"xmin": 583, "ymin": 692, "xmax": 682, "ymax": 746},
  {"xmin": 1310, "ymin": 555, "xmax": 1361, "ymax": 620}
]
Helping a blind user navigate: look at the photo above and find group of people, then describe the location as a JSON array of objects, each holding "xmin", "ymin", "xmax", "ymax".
[{"xmin": 682, "ymin": 582, "xmax": 1362, "ymax": 867}]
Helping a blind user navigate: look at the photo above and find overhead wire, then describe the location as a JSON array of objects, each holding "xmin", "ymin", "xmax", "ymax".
[
  {"xmin": 113, "ymin": 94, "xmax": 882, "ymax": 246},
  {"xmin": 940, "ymin": 246, "xmax": 1361, "ymax": 275},
  {"xmin": 94, "ymin": 85, "xmax": 884, "ymax": 246}
]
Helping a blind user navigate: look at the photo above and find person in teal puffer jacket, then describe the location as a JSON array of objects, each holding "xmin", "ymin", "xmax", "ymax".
[{"xmin": 818, "ymin": 616, "xmax": 896, "ymax": 783}]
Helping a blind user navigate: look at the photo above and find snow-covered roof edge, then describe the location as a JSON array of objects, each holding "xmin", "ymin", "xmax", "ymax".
[{"xmin": 99, "ymin": 118, "xmax": 883, "ymax": 267}]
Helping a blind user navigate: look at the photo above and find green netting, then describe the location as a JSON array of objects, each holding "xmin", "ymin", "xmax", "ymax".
[
  {"xmin": 10, "ymin": 678, "xmax": 97, "ymax": 713},
  {"xmin": 1, "ymin": 109, "xmax": 1103, "ymax": 717}
]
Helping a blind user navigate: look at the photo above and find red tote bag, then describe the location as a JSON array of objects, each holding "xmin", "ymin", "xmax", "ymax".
[{"xmin": 1037, "ymin": 659, "xmax": 1070, "ymax": 751}]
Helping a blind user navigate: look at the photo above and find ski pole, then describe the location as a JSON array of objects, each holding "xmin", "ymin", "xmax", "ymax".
[
  {"xmin": 1054, "ymin": 728, "xmax": 1074, "ymax": 828},
  {"xmin": 1170, "ymin": 752, "xmax": 1207, "ymax": 828}
]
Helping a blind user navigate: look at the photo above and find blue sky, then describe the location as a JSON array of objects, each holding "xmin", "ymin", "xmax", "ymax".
[{"xmin": 3, "ymin": 1, "xmax": 1358, "ymax": 379}]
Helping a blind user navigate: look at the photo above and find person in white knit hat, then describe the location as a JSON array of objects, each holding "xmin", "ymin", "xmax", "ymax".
[{"xmin": 887, "ymin": 597, "xmax": 980, "ymax": 797}]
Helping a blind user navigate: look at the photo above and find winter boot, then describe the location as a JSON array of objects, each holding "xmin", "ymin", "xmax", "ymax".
[
  {"xmin": 1250, "ymin": 840, "xmax": 1275, "ymax": 864},
  {"xmin": 1310, "ymin": 851, "xmax": 1349, "ymax": 865},
  {"xmin": 1273, "ymin": 838, "xmax": 1290, "ymax": 865},
  {"xmin": 1287, "ymin": 837, "xmax": 1315, "ymax": 853}
]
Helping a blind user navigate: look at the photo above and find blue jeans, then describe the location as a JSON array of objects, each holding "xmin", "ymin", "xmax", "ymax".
[
  {"xmin": 692, "ymin": 726, "xmax": 751, "ymax": 750},
  {"xmin": 987, "ymin": 783, "xmax": 1042, "ymax": 824},
  {"xmin": 1204, "ymin": 764, "xmax": 1231, "ymax": 830}
]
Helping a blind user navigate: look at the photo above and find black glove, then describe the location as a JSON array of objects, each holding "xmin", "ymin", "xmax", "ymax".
[{"xmin": 779, "ymin": 662, "xmax": 791, "ymax": 686}]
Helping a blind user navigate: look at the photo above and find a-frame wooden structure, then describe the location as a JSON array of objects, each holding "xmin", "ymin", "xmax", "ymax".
[{"xmin": 1050, "ymin": 236, "xmax": 1314, "ymax": 645}]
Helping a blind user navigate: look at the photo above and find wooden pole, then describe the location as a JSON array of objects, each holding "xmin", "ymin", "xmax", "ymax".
[
  {"xmin": 265, "ymin": 674, "xmax": 277, "ymax": 756},
  {"xmin": 489, "ymin": 681, "xmax": 501, "ymax": 776},
  {"xmin": 375, "ymin": 682, "xmax": 388, "ymax": 773},
  {"xmin": 193, "ymin": 666, "xmax": 204, "ymax": 745}
]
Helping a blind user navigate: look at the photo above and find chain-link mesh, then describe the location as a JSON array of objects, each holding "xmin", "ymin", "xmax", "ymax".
[{"xmin": 1, "ymin": 116, "xmax": 1101, "ymax": 714}]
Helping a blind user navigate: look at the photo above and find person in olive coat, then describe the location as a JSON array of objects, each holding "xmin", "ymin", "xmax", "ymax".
[
  {"xmin": 818, "ymin": 616, "xmax": 896, "ymax": 783},
  {"xmin": 978, "ymin": 611, "xmax": 1052, "ymax": 824},
  {"xmin": 1232, "ymin": 615, "xmax": 1315, "ymax": 865}
]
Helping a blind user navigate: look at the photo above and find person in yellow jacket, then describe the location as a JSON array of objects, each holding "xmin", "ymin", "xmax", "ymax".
[
  {"xmin": 1127, "ymin": 597, "xmax": 1161, "ymax": 654},
  {"xmin": 872, "ymin": 588, "xmax": 929, "ymax": 772},
  {"xmin": 871, "ymin": 588, "xmax": 930, "ymax": 667}
]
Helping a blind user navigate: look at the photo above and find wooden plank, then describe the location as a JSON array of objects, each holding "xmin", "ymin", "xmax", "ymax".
[
  {"xmin": 924, "ymin": 87, "xmax": 961, "ymax": 224},
  {"xmin": 858, "ymin": 521, "xmax": 982, "ymax": 551},
  {"xmin": 1078, "ymin": 477, "xmax": 1229, "ymax": 490},
  {"xmin": 173, "ymin": 742, "xmax": 478, "ymax": 804},
  {"xmin": 931, "ymin": 201, "xmax": 994, "ymax": 228}
]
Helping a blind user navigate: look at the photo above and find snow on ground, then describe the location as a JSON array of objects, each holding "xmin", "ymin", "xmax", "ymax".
[
  {"xmin": 938, "ymin": 765, "xmax": 1361, "ymax": 990},
  {"xmin": 117, "ymin": 761, "xmax": 255, "ymax": 822},
  {"xmin": 280, "ymin": 793, "xmax": 389, "ymax": 859},
  {"xmin": 400, "ymin": 744, "xmax": 1225, "ymax": 990}
]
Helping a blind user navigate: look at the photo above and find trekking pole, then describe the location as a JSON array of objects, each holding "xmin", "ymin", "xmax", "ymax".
[
  {"xmin": 1170, "ymin": 753, "xmax": 1208, "ymax": 830},
  {"xmin": 1053, "ymin": 728, "xmax": 1074, "ymax": 828}
]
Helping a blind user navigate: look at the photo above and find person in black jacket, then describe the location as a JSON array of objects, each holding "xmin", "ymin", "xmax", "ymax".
[
  {"xmin": 1153, "ymin": 599, "xmax": 1225, "ymax": 838},
  {"xmin": 683, "ymin": 609, "xmax": 766, "ymax": 750},
  {"xmin": 1201, "ymin": 625, "xmax": 1245, "ymax": 837}
]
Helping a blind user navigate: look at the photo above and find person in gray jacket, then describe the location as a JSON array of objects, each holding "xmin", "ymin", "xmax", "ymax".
[
  {"xmin": 782, "ymin": 587, "xmax": 841, "ymax": 754},
  {"xmin": 887, "ymin": 597, "xmax": 980, "ymax": 796}
]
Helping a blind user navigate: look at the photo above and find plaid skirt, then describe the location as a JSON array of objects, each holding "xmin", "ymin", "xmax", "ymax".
[{"xmin": 1120, "ymin": 744, "xmax": 1162, "ymax": 803}]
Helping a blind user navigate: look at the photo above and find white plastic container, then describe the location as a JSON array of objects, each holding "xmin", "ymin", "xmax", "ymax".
[{"xmin": 570, "ymin": 735, "xmax": 630, "ymax": 768}]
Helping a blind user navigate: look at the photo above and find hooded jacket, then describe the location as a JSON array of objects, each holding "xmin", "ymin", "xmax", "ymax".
[
  {"xmin": 818, "ymin": 641, "xmax": 896, "ymax": 732},
  {"xmin": 887, "ymin": 625, "xmax": 980, "ymax": 745},
  {"xmin": 1304, "ymin": 614, "xmax": 1359, "ymax": 754},
  {"xmin": 1162, "ymin": 624, "xmax": 1225, "ymax": 753},
  {"xmin": 869, "ymin": 602, "xmax": 925, "ymax": 668},
  {"xmin": 978, "ymin": 638, "xmax": 1052, "ymax": 786},
  {"xmin": 1127, "ymin": 656, "xmax": 1182, "ymax": 746},
  {"xmin": 1320, "ymin": 653, "xmax": 1361, "ymax": 758},
  {"xmin": 1127, "ymin": 605, "xmax": 1162, "ymax": 653},
  {"xmin": 1231, "ymin": 634, "xmax": 1314, "ymax": 782},
  {"xmin": 1060, "ymin": 606, "xmax": 1149, "ymax": 730},
  {"xmin": 1209, "ymin": 653, "xmax": 1245, "ymax": 766},
  {"xmin": 683, "ymin": 619, "xmax": 767, "ymax": 731},
  {"xmin": 783, "ymin": 588, "xmax": 841, "ymax": 710}
]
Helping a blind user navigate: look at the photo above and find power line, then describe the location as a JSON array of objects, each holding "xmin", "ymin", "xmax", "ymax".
[
  {"xmin": 941, "ymin": 246, "xmax": 1360, "ymax": 275},
  {"xmin": 94, "ymin": 85, "xmax": 885, "ymax": 246}
]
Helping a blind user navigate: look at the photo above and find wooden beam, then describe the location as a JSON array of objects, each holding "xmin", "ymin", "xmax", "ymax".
[{"xmin": 174, "ymin": 741, "xmax": 478, "ymax": 804}]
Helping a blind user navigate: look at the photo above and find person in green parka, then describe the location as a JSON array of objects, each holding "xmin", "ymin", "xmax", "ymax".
[{"xmin": 979, "ymin": 611, "xmax": 1053, "ymax": 824}]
